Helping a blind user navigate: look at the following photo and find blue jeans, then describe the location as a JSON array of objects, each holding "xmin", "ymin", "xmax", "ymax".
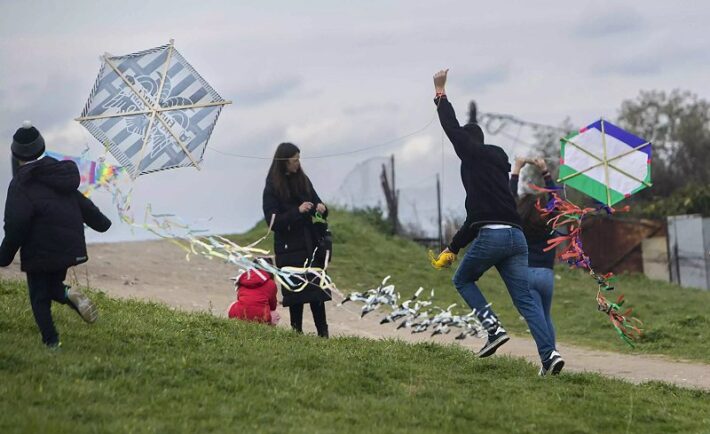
[
  {"xmin": 452, "ymin": 228, "xmax": 555, "ymax": 361},
  {"xmin": 528, "ymin": 267, "xmax": 556, "ymax": 346}
]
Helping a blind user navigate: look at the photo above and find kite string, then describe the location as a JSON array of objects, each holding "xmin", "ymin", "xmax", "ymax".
[
  {"xmin": 208, "ymin": 95, "xmax": 458, "ymax": 161},
  {"xmin": 208, "ymin": 106, "xmax": 440, "ymax": 161}
]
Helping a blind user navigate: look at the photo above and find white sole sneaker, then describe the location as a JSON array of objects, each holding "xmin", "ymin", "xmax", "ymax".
[
  {"xmin": 477, "ymin": 333, "xmax": 510, "ymax": 358},
  {"xmin": 550, "ymin": 358, "xmax": 565, "ymax": 375},
  {"xmin": 67, "ymin": 288, "xmax": 98, "ymax": 323},
  {"xmin": 539, "ymin": 352, "xmax": 565, "ymax": 376}
]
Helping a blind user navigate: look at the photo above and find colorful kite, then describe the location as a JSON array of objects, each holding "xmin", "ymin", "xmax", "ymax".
[
  {"xmin": 558, "ymin": 119, "xmax": 652, "ymax": 206},
  {"xmin": 44, "ymin": 150, "xmax": 123, "ymax": 195},
  {"xmin": 530, "ymin": 119, "xmax": 651, "ymax": 346},
  {"xmin": 76, "ymin": 40, "xmax": 231, "ymax": 178}
]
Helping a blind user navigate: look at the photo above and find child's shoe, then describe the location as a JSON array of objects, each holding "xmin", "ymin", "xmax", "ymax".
[{"xmin": 67, "ymin": 288, "xmax": 98, "ymax": 323}]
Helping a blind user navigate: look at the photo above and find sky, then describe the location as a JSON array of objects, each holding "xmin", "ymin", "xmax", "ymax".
[{"xmin": 1, "ymin": 0, "xmax": 709, "ymax": 242}]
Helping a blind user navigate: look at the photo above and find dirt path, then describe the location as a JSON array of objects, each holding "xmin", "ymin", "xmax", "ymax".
[{"xmin": 3, "ymin": 239, "xmax": 709, "ymax": 391}]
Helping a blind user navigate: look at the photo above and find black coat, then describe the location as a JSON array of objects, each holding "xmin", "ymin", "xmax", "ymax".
[
  {"xmin": 262, "ymin": 174, "xmax": 331, "ymax": 306},
  {"xmin": 0, "ymin": 157, "xmax": 112, "ymax": 272},
  {"xmin": 435, "ymin": 95, "xmax": 522, "ymax": 253}
]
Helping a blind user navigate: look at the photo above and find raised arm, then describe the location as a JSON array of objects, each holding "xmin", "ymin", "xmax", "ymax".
[
  {"xmin": 534, "ymin": 158, "xmax": 556, "ymax": 188},
  {"xmin": 509, "ymin": 157, "xmax": 527, "ymax": 200},
  {"xmin": 532, "ymin": 158, "xmax": 557, "ymax": 201},
  {"xmin": 433, "ymin": 69, "xmax": 485, "ymax": 160}
]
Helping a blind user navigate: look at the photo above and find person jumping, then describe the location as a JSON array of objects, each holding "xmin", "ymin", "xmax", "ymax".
[{"xmin": 432, "ymin": 70, "xmax": 564, "ymax": 375}]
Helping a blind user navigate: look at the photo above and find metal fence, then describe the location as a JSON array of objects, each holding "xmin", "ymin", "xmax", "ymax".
[{"xmin": 667, "ymin": 214, "xmax": 710, "ymax": 290}]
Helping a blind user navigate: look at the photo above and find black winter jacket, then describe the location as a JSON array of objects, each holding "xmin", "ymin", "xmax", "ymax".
[
  {"xmin": 262, "ymin": 174, "xmax": 331, "ymax": 306},
  {"xmin": 0, "ymin": 157, "xmax": 111, "ymax": 272},
  {"xmin": 435, "ymin": 96, "xmax": 522, "ymax": 253}
]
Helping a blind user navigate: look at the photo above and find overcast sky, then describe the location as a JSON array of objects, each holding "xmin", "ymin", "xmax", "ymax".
[{"xmin": 1, "ymin": 0, "xmax": 709, "ymax": 242}]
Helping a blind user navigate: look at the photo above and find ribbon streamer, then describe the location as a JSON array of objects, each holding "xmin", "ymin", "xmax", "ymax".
[
  {"xmin": 341, "ymin": 277, "xmax": 487, "ymax": 340},
  {"xmin": 531, "ymin": 184, "xmax": 643, "ymax": 346}
]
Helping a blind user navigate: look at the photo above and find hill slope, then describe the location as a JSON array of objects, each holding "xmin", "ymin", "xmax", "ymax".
[
  {"xmin": 230, "ymin": 210, "xmax": 710, "ymax": 362},
  {"xmin": 1, "ymin": 280, "xmax": 709, "ymax": 434}
]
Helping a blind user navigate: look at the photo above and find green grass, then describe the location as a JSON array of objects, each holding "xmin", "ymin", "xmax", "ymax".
[
  {"xmin": 230, "ymin": 210, "xmax": 710, "ymax": 363},
  {"xmin": 1, "ymin": 280, "xmax": 709, "ymax": 434}
]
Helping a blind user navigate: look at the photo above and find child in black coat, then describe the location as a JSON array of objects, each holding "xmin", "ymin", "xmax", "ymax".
[{"xmin": 0, "ymin": 122, "xmax": 112, "ymax": 349}]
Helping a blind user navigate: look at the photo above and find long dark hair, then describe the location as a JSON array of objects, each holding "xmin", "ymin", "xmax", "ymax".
[
  {"xmin": 517, "ymin": 193, "xmax": 550, "ymax": 240},
  {"xmin": 267, "ymin": 142, "xmax": 311, "ymax": 200}
]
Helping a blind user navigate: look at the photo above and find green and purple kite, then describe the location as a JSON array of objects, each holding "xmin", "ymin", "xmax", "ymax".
[{"xmin": 558, "ymin": 119, "xmax": 652, "ymax": 206}]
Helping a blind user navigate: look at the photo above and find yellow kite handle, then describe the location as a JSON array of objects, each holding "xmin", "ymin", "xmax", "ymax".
[{"xmin": 428, "ymin": 250, "xmax": 457, "ymax": 270}]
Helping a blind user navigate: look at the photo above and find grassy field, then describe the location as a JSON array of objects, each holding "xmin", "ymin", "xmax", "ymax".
[
  {"xmin": 230, "ymin": 210, "xmax": 710, "ymax": 363},
  {"xmin": 1, "ymin": 279, "xmax": 709, "ymax": 434}
]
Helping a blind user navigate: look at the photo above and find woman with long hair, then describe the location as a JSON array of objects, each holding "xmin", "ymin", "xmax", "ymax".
[
  {"xmin": 510, "ymin": 157, "xmax": 559, "ymax": 371},
  {"xmin": 262, "ymin": 142, "xmax": 331, "ymax": 337}
]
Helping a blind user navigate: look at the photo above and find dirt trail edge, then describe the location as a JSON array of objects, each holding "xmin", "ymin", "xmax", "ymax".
[{"xmin": 3, "ymin": 239, "xmax": 708, "ymax": 391}]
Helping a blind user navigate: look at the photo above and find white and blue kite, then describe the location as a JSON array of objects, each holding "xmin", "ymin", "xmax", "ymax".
[{"xmin": 76, "ymin": 40, "xmax": 231, "ymax": 178}]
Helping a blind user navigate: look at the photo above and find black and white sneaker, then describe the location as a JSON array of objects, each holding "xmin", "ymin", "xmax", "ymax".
[
  {"xmin": 477, "ymin": 326, "xmax": 509, "ymax": 358},
  {"xmin": 539, "ymin": 351, "xmax": 565, "ymax": 376},
  {"xmin": 66, "ymin": 288, "xmax": 98, "ymax": 323}
]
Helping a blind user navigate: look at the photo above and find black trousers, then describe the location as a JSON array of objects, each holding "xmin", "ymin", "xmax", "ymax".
[
  {"xmin": 26, "ymin": 269, "xmax": 75, "ymax": 345},
  {"xmin": 289, "ymin": 302, "xmax": 328, "ymax": 337}
]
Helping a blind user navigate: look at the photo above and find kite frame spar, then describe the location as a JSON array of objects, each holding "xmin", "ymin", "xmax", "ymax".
[
  {"xmin": 558, "ymin": 118, "xmax": 652, "ymax": 206},
  {"xmin": 75, "ymin": 39, "xmax": 232, "ymax": 178}
]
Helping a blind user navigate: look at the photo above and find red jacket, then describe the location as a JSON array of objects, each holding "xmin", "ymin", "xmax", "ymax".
[{"xmin": 228, "ymin": 270, "xmax": 277, "ymax": 323}]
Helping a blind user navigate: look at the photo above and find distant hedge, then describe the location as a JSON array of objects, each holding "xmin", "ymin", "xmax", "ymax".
[{"xmin": 631, "ymin": 184, "xmax": 710, "ymax": 219}]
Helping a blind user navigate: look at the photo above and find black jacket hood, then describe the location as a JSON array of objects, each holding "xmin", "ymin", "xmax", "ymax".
[
  {"xmin": 16, "ymin": 157, "xmax": 80, "ymax": 194},
  {"xmin": 487, "ymin": 144, "xmax": 513, "ymax": 172}
]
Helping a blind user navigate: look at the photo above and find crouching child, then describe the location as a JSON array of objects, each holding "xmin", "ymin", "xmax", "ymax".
[{"xmin": 228, "ymin": 269, "xmax": 279, "ymax": 325}]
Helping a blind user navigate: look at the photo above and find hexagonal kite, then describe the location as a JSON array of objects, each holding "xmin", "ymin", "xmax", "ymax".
[
  {"xmin": 558, "ymin": 119, "xmax": 652, "ymax": 206},
  {"xmin": 76, "ymin": 40, "xmax": 231, "ymax": 178}
]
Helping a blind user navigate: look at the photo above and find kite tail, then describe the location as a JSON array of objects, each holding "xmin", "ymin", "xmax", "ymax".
[
  {"xmin": 596, "ymin": 291, "xmax": 643, "ymax": 347},
  {"xmin": 531, "ymin": 183, "xmax": 643, "ymax": 346}
]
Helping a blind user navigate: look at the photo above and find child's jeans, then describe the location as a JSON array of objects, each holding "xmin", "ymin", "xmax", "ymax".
[{"xmin": 528, "ymin": 267, "xmax": 556, "ymax": 346}]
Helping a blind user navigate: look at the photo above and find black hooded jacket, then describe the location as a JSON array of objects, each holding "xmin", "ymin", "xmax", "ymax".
[
  {"xmin": 0, "ymin": 156, "xmax": 111, "ymax": 272},
  {"xmin": 435, "ymin": 96, "xmax": 521, "ymax": 253}
]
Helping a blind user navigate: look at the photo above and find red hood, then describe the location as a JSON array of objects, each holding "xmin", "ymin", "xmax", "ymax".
[{"xmin": 237, "ymin": 270, "xmax": 272, "ymax": 288}]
